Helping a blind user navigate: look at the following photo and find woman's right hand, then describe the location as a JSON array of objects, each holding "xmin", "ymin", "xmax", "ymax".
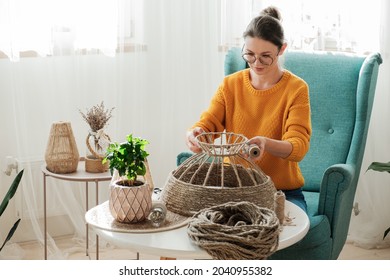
[{"xmin": 185, "ymin": 127, "xmax": 205, "ymax": 153}]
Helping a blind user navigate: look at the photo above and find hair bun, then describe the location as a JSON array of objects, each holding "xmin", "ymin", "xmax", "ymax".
[{"xmin": 260, "ymin": 6, "xmax": 281, "ymax": 21}]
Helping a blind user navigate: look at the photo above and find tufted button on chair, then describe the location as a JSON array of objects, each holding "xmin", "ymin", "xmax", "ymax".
[{"xmin": 177, "ymin": 48, "xmax": 382, "ymax": 259}]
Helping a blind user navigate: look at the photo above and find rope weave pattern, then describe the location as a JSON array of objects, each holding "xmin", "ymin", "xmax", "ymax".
[
  {"xmin": 161, "ymin": 132, "xmax": 277, "ymax": 217},
  {"xmin": 187, "ymin": 201, "xmax": 280, "ymax": 260},
  {"xmin": 161, "ymin": 172, "xmax": 276, "ymax": 217}
]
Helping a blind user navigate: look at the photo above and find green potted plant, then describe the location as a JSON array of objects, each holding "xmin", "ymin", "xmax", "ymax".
[
  {"xmin": 103, "ymin": 134, "xmax": 153, "ymax": 223},
  {"xmin": 0, "ymin": 170, "xmax": 24, "ymax": 254},
  {"xmin": 367, "ymin": 161, "xmax": 390, "ymax": 239}
]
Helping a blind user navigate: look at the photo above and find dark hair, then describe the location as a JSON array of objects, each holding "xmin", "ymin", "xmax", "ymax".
[{"xmin": 243, "ymin": 6, "xmax": 284, "ymax": 49}]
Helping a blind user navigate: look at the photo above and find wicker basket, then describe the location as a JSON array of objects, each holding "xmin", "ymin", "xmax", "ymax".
[
  {"xmin": 85, "ymin": 156, "xmax": 109, "ymax": 173},
  {"xmin": 45, "ymin": 121, "xmax": 79, "ymax": 174},
  {"xmin": 160, "ymin": 132, "xmax": 277, "ymax": 217}
]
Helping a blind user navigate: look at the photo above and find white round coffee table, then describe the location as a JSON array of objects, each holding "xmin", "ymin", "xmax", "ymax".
[{"xmin": 85, "ymin": 200, "xmax": 309, "ymax": 259}]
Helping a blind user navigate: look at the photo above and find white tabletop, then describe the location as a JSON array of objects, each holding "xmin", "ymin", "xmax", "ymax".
[
  {"xmin": 86, "ymin": 200, "xmax": 309, "ymax": 259},
  {"xmin": 42, "ymin": 159, "xmax": 112, "ymax": 182}
]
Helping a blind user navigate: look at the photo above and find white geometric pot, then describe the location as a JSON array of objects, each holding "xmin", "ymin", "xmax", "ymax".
[{"xmin": 109, "ymin": 179, "xmax": 152, "ymax": 223}]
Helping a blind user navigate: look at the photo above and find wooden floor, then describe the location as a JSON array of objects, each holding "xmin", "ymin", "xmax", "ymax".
[{"xmin": 9, "ymin": 235, "xmax": 390, "ymax": 260}]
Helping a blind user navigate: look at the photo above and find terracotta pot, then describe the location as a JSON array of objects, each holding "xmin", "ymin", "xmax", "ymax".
[{"xmin": 109, "ymin": 179, "xmax": 152, "ymax": 223}]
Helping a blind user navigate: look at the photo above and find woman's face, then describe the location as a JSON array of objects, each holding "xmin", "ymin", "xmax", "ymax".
[{"xmin": 242, "ymin": 37, "xmax": 285, "ymax": 76}]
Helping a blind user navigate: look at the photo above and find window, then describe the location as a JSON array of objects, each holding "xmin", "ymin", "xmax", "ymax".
[
  {"xmin": 219, "ymin": 0, "xmax": 253, "ymax": 51},
  {"xmin": 220, "ymin": 0, "xmax": 380, "ymax": 54},
  {"xmin": 0, "ymin": 0, "xmax": 144, "ymax": 61}
]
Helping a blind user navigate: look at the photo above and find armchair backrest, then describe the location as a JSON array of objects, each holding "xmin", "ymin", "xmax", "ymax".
[{"xmin": 224, "ymin": 48, "xmax": 382, "ymax": 193}]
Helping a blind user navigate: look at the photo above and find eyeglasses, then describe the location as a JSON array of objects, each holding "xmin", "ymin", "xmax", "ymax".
[
  {"xmin": 241, "ymin": 45, "xmax": 279, "ymax": 66},
  {"xmin": 242, "ymin": 53, "xmax": 274, "ymax": 66}
]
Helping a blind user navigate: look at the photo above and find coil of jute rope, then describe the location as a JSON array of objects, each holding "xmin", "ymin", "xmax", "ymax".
[{"xmin": 187, "ymin": 201, "xmax": 280, "ymax": 260}]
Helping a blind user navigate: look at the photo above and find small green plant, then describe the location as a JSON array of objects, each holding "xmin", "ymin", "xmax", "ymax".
[
  {"xmin": 0, "ymin": 169, "xmax": 24, "ymax": 252},
  {"xmin": 366, "ymin": 161, "xmax": 390, "ymax": 240},
  {"xmin": 103, "ymin": 134, "xmax": 149, "ymax": 186}
]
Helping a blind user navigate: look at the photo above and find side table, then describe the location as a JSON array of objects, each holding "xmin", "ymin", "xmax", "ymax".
[{"xmin": 42, "ymin": 159, "xmax": 111, "ymax": 260}]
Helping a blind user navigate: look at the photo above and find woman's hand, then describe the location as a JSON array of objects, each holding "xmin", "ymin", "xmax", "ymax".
[
  {"xmin": 248, "ymin": 136, "xmax": 293, "ymax": 160},
  {"xmin": 247, "ymin": 136, "xmax": 267, "ymax": 161},
  {"xmin": 186, "ymin": 127, "xmax": 205, "ymax": 153}
]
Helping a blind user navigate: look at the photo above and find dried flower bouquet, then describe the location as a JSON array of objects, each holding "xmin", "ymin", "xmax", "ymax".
[
  {"xmin": 79, "ymin": 101, "xmax": 115, "ymax": 172},
  {"xmin": 79, "ymin": 101, "xmax": 115, "ymax": 132}
]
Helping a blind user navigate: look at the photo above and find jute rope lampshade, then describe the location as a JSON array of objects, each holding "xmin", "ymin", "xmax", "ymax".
[
  {"xmin": 45, "ymin": 121, "xmax": 80, "ymax": 174},
  {"xmin": 160, "ymin": 132, "xmax": 277, "ymax": 217}
]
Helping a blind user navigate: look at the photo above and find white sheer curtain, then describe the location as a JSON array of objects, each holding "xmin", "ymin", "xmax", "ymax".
[
  {"xmin": 219, "ymin": 0, "xmax": 253, "ymax": 49},
  {"xmin": 0, "ymin": 0, "xmax": 143, "ymax": 258},
  {"xmin": 348, "ymin": 0, "xmax": 390, "ymax": 249},
  {"xmin": 1, "ymin": 0, "xmax": 389, "ymax": 260},
  {"xmin": 0, "ymin": 0, "xmax": 224, "ymax": 259}
]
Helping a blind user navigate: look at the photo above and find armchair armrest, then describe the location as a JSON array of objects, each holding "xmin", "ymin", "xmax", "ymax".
[
  {"xmin": 319, "ymin": 163, "xmax": 355, "ymax": 220},
  {"xmin": 318, "ymin": 163, "xmax": 356, "ymax": 257}
]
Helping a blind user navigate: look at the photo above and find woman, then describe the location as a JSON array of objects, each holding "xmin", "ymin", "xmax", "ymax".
[{"xmin": 186, "ymin": 6, "xmax": 312, "ymax": 212}]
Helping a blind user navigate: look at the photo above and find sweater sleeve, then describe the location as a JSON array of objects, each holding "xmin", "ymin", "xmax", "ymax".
[
  {"xmin": 283, "ymin": 83, "xmax": 312, "ymax": 162},
  {"xmin": 192, "ymin": 85, "xmax": 226, "ymax": 133}
]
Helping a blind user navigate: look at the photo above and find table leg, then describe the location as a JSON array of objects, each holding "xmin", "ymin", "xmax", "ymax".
[
  {"xmin": 86, "ymin": 181, "xmax": 89, "ymax": 257},
  {"xmin": 43, "ymin": 173, "xmax": 47, "ymax": 260},
  {"xmin": 95, "ymin": 180, "xmax": 99, "ymax": 260}
]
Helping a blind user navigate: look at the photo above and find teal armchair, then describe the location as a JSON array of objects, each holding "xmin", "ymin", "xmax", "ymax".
[{"xmin": 178, "ymin": 48, "xmax": 382, "ymax": 259}]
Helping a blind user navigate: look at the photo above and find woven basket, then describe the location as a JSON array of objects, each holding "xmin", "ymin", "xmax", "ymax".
[
  {"xmin": 160, "ymin": 132, "xmax": 277, "ymax": 217},
  {"xmin": 45, "ymin": 121, "xmax": 79, "ymax": 174},
  {"xmin": 85, "ymin": 156, "xmax": 109, "ymax": 173}
]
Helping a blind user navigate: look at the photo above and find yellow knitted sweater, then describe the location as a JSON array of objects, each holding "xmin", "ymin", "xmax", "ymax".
[{"xmin": 193, "ymin": 69, "xmax": 311, "ymax": 190}]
